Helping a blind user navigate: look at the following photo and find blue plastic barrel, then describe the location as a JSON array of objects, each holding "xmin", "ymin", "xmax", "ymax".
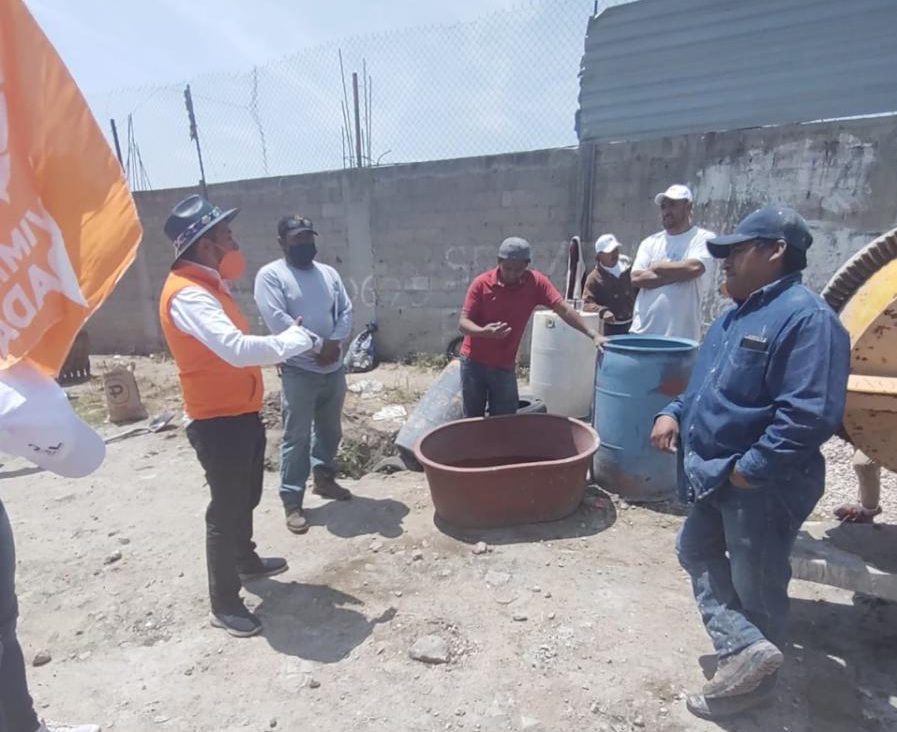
[{"xmin": 592, "ymin": 335, "xmax": 698, "ymax": 502}]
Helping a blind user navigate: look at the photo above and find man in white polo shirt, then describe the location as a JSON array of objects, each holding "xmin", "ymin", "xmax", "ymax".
[{"xmin": 630, "ymin": 185, "xmax": 715, "ymax": 342}]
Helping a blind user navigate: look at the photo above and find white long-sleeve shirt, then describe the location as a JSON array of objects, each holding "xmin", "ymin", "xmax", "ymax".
[{"xmin": 169, "ymin": 266, "xmax": 322, "ymax": 367}]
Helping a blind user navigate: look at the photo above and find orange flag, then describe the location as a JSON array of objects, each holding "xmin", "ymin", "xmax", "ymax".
[{"xmin": 0, "ymin": 0, "xmax": 142, "ymax": 375}]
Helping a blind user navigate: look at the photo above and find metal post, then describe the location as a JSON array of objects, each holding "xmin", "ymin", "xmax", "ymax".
[
  {"xmin": 109, "ymin": 119, "xmax": 124, "ymax": 168},
  {"xmin": 183, "ymin": 84, "xmax": 208, "ymax": 197},
  {"xmin": 577, "ymin": 142, "xmax": 597, "ymax": 296},
  {"xmin": 352, "ymin": 72, "xmax": 363, "ymax": 168}
]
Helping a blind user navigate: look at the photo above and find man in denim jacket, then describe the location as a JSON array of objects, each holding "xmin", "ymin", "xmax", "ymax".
[{"xmin": 651, "ymin": 206, "xmax": 850, "ymax": 719}]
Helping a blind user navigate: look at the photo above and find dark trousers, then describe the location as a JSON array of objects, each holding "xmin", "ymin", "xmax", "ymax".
[
  {"xmin": 676, "ymin": 482, "xmax": 819, "ymax": 657},
  {"xmin": 460, "ymin": 356, "xmax": 519, "ymax": 418},
  {"xmin": 186, "ymin": 413, "xmax": 266, "ymax": 615},
  {"xmin": 0, "ymin": 500, "xmax": 40, "ymax": 732}
]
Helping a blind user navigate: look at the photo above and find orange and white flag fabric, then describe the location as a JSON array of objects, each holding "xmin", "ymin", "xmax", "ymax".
[{"xmin": 0, "ymin": 0, "xmax": 142, "ymax": 375}]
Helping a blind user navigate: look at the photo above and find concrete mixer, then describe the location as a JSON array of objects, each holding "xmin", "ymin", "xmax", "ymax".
[
  {"xmin": 822, "ymin": 227, "xmax": 897, "ymax": 471},
  {"xmin": 790, "ymin": 227, "xmax": 897, "ymax": 601}
]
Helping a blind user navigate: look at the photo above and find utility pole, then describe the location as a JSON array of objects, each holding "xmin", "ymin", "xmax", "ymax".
[
  {"xmin": 352, "ymin": 72, "xmax": 363, "ymax": 168},
  {"xmin": 183, "ymin": 84, "xmax": 208, "ymax": 197},
  {"xmin": 109, "ymin": 119, "xmax": 124, "ymax": 168}
]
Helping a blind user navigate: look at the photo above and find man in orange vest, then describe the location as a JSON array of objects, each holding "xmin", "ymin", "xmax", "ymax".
[{"xmin": 160, "ymin": 195, "xmax": 322, "ymax": 638}]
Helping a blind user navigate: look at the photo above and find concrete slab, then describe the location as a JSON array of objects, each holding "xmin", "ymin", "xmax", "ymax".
[{"xmin": 791, "ymin": 520, "xmax": 897, "ymax": 601}]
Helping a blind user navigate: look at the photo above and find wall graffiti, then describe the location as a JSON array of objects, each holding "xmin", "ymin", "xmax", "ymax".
[
  {"xmin": 343, "ymin": 273, "xmax": 377, "ymax": 309},
  {"xmin": 443, "ymin": 240, "xmax": 571, "ymax": 291}
]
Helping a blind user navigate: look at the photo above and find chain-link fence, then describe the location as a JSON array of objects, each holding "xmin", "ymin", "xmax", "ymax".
[{"xmin": 90, "ymin": 0, "xmax": 616, "ymax": 191}]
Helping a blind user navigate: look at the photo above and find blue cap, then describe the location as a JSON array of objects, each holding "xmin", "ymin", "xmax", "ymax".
[{"xmin": 707, "ymin": 206, "xmax": 812, "ymax": 259}]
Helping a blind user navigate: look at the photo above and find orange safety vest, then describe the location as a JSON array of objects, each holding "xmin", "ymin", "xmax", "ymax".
[{"xmin": 159, "ymin": 263, "xmax": 263, "ymax": 420}]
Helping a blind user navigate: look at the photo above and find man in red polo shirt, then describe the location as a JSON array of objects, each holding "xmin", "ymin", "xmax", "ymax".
[{"xmin": 458, "ymin": 236, "xmax": 604, "ymax": 417}]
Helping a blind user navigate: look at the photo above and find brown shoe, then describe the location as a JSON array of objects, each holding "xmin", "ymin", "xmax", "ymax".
[
  {"xmin": 312, "ymin": 468, "xmax": 352, "ymax": 501},
  {"xmin": 285, "ymin": 508, "xmax": 309, "ymax": 534}
]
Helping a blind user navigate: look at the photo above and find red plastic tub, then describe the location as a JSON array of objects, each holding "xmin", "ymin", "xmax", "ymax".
[{"xmin": 413, "ymin": 413, "xmax": 599, "ymax": 529}]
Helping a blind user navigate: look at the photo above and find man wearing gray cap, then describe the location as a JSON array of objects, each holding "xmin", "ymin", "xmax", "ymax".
[
  {"xmin": 651, "ymin": 206, "xmax": 849, "ymax": 718},
  {"xmin": 458, "ymin": 236, "xmax": 604, "ymax": 418},
  {"xmin": 631, "ymin": 184, "xmax": 715, "ymax": 341}
]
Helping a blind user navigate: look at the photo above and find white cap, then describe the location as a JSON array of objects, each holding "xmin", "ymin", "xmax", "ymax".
[
  {"xmin": 0, "ymin": 361, "xmax": 105, "ymax": 478},
  {"xmin": 654, "ymin": 184, "xmax": 693, "ymax": 206},
  {"xmin": 595, "ymin": 234, "xmax": 621, "ymax": 254}
]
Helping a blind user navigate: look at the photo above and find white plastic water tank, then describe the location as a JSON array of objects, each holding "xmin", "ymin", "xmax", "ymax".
[{"xmin": 528, "ymin": 309, "xmax": 602, "ymax": 418}]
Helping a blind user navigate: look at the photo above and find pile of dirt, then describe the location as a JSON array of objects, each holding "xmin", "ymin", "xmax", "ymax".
[{"xmin": 261, "ymin": 384, "xmax": 415, "ymax": 479}]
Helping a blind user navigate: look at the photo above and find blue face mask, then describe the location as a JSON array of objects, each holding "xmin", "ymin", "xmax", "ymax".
[{"xmin": 287, "ymin": 243, "xmax": 317, "ymax": 268}]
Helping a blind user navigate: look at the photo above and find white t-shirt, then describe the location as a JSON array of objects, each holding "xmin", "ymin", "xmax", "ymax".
[{"xmin": 630, "ymin": 226, "xmax": 715, "ymax": 341}]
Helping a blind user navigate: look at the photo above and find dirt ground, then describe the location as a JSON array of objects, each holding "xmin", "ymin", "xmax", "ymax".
[{"xmin": 2, "ymin": 357, "xmax": 896, "ymax": 732}]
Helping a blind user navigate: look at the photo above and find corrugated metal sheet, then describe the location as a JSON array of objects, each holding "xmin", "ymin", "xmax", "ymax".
[{"xmin": 577, "ymin": 0, "xmax": 897, "ymax": 143}]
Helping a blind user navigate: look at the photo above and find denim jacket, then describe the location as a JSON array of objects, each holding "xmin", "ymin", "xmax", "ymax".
[{"xmin": 659, "ymin": 273, "xmax": 850, "ymax": 503}]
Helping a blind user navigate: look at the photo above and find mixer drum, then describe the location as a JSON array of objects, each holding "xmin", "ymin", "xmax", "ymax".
[{"xmin": 822, "ymin": 228, "xmax": 897, "ymax": 472}]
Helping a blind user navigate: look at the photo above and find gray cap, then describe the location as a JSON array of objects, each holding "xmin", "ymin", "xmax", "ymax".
[{"xmin": 498, "ymin": 236, "xmax": 531, "ymax": 261}]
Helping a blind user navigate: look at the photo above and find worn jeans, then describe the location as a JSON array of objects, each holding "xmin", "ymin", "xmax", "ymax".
[
  {"xmin": 460, "ymin": 356, "xmax": 518, "ymax": 418},
  {"xmin": 280, "ymin": 365, "xmax": 347, "ymax": 512},
  {"xmin": 676, "ymin": 482, "xmax": 819, "ymax": 657},
  {"xmin": 186, "ymin": 413, "xmax": 266, "ymax": 615},
  {"xmin": 0, "ymin": 500, "xmax": 40, "ymax": 732}
]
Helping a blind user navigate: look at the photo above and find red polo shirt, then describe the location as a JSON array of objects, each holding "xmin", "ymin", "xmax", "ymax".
[{"xmin": 460, "ymin": 268, "xmax": 563, "ymax": 370}]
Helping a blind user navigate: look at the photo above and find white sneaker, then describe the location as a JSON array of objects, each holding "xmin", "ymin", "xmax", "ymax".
[{"xmin": 38, "ymin": 723, "xmax": 101, "ymax": 732}]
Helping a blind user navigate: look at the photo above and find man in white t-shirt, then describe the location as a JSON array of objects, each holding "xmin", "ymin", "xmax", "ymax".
[{"xmin": 630, "ymin": 184, "xmax": 715, "ymax": 342}]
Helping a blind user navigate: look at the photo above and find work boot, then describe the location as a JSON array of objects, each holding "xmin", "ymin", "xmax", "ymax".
[
  {"xmin": 238, "ymin": 556, "xmax": 288, "ymax": 582},
  {"xmin": 38, "ymin": 724, "xmax": 102, "ymax": 732},
  {"xmin": 209, "ymin": 607, "xmax": 262, "ymax": 638},
  {"xmin": 285, "ymin": 508, "xmax": 309, "ymax": 534},
  {"xmin": 687, "ymin": 673, "xmax": 777, "ymax": 720},
  {"xmin": 702, "ymin": 639, "xmax": 783, "ymax": 699},
  {"xmin": 312, "ymin": 467, "xmax": 351, "ymax": 501}
]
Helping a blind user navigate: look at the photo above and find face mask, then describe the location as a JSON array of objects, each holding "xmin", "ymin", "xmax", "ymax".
[
  {"xmin": 217, "ymin": 250, "xmax": 246, "ymax": 280},
  {"xmin": 600, "ymin": 261, "xmax": 623, "ymax": 277},
  {"xmin": 287, "ymin": 243, "xmax": 317, "ymax": 268}
]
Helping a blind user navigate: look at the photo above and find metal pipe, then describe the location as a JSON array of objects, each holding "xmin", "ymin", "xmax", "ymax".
[
  {"xmin": 352, "ymin": 72, "xmax": 363, "ymax": 168},
  {"xmin": 109, "ymin": 119, "xmax": 124, "ymax": 168},
  {"xmin": 183, "ymin": 84, "xmax": 208, "ymax": 197}
]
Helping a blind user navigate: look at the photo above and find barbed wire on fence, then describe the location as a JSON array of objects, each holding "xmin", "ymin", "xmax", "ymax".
[{"xmin": 91, "ymin": 0, "xmax": 630, "ymax": 191}]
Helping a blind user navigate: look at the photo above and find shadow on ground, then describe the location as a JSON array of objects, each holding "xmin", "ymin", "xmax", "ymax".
[
  {"xmin": 250, "ymin": 577, "xmax": 396, "ymax": 663},
  {"xmin": 0, "ymin": 466, "xmax": 44, "ymax": 479},
  {"xmin": 433, "ymin": 486, "xmax": 617, "ymax": 546},
  {"xmin": 697, "ymin": 594, "xmax": 897, "ymax": 731},
  {"xmin": 820, "ymin": 522, "xmax": 897, "ymax": 574},
  {"xmin": 305, "ymin": 495, "xmax": 409, "ymax": 540}
]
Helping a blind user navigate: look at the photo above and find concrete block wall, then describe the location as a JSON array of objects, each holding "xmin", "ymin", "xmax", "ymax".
[
  {"xmin": 586, "ymin": 116, "xmax": 897, "ymax": 326},
  {"xmin": 367, "ymin": 148, "xmax": 580, "ymax": 357},
  {"xmin": 90, "ymin": 148, "xmax": 581, "ymax": 359},
  {"xmin": 87, "ymin": 116, "xmax": 897, "ymax": 359}
]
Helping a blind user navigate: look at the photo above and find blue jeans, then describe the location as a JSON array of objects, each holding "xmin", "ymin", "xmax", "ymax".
[
  {"xmin": 0, "ymin": 500, "xmax": 40, "ymax": 732},
  {"xmin": 460, "ymin": 356, "xmax": 518, "ymax": 418},
  {"xmin": 676, "ymin": 482, "xmax": 819, "ymax": 657},
  {"xmin": 280, "ymin": 365, "xmax": 347, "ymax": 512}
]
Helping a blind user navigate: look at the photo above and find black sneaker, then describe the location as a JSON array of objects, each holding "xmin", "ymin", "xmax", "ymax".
[
  {"xmin": 209, "ymin": 609, "xmax": 262, "ymax": 638},
  {"xmin": 238, "ymin": 556, "xmax": 288, "ymax": 582}
]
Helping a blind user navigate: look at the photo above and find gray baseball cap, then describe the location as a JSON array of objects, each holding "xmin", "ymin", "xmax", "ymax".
[{"xmin": 498, "ymin": 236, "xmax": 531, "ymax": 261}]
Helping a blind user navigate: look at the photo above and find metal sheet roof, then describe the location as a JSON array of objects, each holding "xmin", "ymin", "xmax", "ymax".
[{"xmin": 577, "ymin": 0, "xmax": 897, "ymax": 142}]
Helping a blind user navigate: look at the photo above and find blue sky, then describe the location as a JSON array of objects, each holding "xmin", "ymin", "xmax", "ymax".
[{"xmin": 24, "ymin": 0, "xmax": 599, "ymax": 189}]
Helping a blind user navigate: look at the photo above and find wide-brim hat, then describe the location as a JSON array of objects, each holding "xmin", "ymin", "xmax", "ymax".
[{"xmin": 164, "ymin": 194, "xmax": 239, "ymax": 259}]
